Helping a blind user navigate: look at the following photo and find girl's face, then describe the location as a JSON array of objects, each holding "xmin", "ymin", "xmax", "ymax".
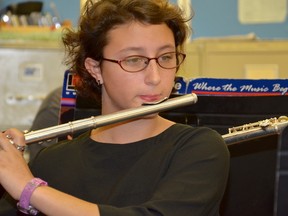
[{"xmin": 86, "ymin": 22, "xmax": 177, "ymax": 114}]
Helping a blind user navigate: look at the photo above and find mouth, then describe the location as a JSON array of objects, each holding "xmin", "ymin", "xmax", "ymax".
[{"xmin": 142, "ymin": 96, "xmax": 168, "ymax": 105}]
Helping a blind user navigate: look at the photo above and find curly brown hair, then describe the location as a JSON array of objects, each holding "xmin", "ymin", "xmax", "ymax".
[{"xmin": 62, "ymin": 0, "xmax": 192, "ymax": 100}]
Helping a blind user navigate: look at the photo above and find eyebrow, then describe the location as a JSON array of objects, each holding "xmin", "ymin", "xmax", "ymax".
[{"xmin": 117, "ymin": 44, "xmax": 176, "ymax": 54}]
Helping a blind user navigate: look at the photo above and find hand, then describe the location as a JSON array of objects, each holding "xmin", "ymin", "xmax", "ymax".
[{"xmin": 0, "ymin": 128, "xmax": 34, "ymax": 200}]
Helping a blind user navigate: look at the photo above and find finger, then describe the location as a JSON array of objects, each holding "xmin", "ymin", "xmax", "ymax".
[
  {"xmin": 1, "ymin": 129, "xmax": 26, "ymax": 153},
  {"xmin": 4, "ymin": 128, "xmax": 26, "ymax": 146},
  {"xmin": 0, "ymin": 133, "xmax": 11, "ymax": 151}
]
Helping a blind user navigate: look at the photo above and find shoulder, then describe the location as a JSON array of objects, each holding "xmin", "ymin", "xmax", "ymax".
[
  {"xmin": 29, "ymin": 131, "xmax": 90, "ymax": 167},
  {"xmin": 164, "ymin": 124, "xmax": 229, "ymax": 159},
  {"xmin": 166, "ymin": 123, "xmax": 225, "ymax": 145}
]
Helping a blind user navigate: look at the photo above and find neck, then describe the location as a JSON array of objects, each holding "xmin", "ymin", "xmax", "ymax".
[{"xmin": 90, "ymin": 115, "xmax": 174, "ymax": 144}]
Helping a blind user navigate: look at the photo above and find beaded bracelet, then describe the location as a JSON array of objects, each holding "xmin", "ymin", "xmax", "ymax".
[{"xmin": 17, "ymin": 178, "xmax": 48, "ymax": 215}]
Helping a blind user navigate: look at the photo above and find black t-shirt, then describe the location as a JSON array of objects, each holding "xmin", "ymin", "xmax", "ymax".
[{"xmin": 0, "ymin": 124, "xmax": 230, "ymax": 216}]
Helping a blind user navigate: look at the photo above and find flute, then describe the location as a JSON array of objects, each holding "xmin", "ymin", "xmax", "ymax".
[
  {"xmin": 223, "ymin": 116, "xmax": 288, "ymax": 145},
  {"xmin": 24, "ymin": 92, "xmax": 288, "ymax": 146},
  {"xmin": 25, "ymin": 93, "xmax": 198, "ymax": 144}
]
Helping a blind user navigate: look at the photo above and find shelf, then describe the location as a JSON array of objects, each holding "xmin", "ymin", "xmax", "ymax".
[{"xmin": 0, "ymin": 26, "xmax": 66, "ymax": 42}]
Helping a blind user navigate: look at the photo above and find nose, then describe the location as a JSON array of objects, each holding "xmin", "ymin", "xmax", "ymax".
[{"xmin": 144, "ymin": 59, "xmax": 161, "ymax": 85}]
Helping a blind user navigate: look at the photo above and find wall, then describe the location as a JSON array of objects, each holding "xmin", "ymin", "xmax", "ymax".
[
  {"xmin": 1, "ymin": 0, "xmax": 287, "ymax": 39},
  {"xmin": 189, "ymin": 0, "xmax": 288, "ymax": 39}
]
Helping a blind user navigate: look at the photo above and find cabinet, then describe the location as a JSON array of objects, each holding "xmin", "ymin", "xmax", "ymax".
[
  {"xmin": 0, "ymin": 38, "xmax": 66, "ymax": 131},
  {"xmin": 178, "ymin": 40, "xmax": 288, "ymax": 79}
]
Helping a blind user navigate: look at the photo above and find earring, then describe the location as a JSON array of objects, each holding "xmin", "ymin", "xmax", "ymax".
[{"xmin": 97, "ymin": 80, "xmax": 102, "ymax": 86}]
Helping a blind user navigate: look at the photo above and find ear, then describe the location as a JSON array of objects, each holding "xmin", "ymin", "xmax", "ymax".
[{"xmin": 85, "ymin": 57, "xmax": 103, "ymax": 84}]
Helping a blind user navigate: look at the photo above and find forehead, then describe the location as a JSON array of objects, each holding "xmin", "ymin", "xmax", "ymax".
[{"xmin": 104, "ymin": 21, "xmax": 175, "ymax": 55}]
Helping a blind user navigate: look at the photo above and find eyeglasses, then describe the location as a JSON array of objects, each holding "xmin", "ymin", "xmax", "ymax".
[{"xmin": 101, "ymin": 52, "xmax": 186, "ymax": 73}]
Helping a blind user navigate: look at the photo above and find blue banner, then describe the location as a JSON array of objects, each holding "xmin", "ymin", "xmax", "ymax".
[{"xmin": 174, "ymin": 77, "xmax": 288, "ymax": 96}]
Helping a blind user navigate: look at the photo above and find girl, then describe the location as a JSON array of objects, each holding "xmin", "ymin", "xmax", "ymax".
[{"xmin": 0, "ymin": 0, "xmax": 229, "ymax": 215}]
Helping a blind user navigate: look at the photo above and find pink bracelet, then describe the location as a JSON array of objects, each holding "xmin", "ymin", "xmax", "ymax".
[{"xmin": 17, "ymin": 178, "xmax": 48, "ymax": 215}]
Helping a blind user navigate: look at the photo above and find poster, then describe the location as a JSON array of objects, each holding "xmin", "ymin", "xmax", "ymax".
[{"xmin": 238, "ymin": 0, "xmax": 287, "ymax": 24}]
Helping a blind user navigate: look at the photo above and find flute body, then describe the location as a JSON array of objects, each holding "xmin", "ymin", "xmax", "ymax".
[
  {"xmin": 223, "ymin": 116, "xmax": 288, "ymax": 145},
  {"xmin": 24, "ymin": 91, "xmax": 288, "ymax": 146},
  {"xmin": 25, "ymin": 93, "xmax": 198, "ymax": 144}
]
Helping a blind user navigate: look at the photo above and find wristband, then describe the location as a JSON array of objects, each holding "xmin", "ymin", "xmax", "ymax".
[{"xmin": 17, "ymin": 178, "xmax": 48, "ymax": 215}]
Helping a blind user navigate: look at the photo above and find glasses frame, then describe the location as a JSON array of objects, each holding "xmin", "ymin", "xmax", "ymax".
[{"xmin": 101, "ymin": 52, "xmax": 186, "ymax": 73}]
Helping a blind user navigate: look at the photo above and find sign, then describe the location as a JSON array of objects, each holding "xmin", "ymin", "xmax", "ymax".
[{"xmin": 174, "ymin": 77, "xmax": 288, "ymax": 96}]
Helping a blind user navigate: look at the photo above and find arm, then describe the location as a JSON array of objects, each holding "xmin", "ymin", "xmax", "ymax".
[
  {"xmin": 30, "ymin": 186, "xmax": 100, "ymax": 216},
  {"xmin": 0, "ymin": 129, "xmax": 100, "ymax": 216}
]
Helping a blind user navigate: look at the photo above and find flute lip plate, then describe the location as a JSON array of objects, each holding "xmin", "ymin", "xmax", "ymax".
[{"xmin": 142, "ymin": 97, "xmax": 168, "ymax": 105}]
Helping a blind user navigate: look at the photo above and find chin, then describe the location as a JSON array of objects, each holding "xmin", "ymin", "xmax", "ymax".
[{"xmin": 142, "ymin": 113, "xmax": 159, "ymax": 119}]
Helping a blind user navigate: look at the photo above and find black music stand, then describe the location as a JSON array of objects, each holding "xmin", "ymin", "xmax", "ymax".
[
  {"xmin": 219, "ymin": 124, "xmax": 288, "ymax": 216},
  {"xmin": 274, "ymin": 126, "xmax": 288, "ymax": 216},
  {"xmin": 220, "ymin": 134, "xmax": 278, "ymax": 216}
]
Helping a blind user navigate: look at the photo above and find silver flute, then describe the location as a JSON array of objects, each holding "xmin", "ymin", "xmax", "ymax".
[
  {"xmin": 223, "ymin": 116, "xmax": 288, "ymax": 145},
  {"xmin": 24, "ymin": 92, "xmax": 288, "ymax": 145},
  {"xmin": 25, "ymin": 93, "xmax": 198, "ymax": 144}
]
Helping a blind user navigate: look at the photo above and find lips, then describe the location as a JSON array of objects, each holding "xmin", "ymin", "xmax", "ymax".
[{"xmin": 139, "ymin": 95, "xmax": 161, "ymax": 103}]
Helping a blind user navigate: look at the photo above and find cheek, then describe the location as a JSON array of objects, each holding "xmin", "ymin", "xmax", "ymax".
[
  {"xmin": 101, "ymin": 67, "xmax": 137, "ymax": 95},
  {"xmin": 163, "ymin": 72, "xmax": 176, "ymax": 89}
]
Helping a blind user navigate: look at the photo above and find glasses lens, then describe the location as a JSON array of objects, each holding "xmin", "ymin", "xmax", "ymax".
[
  {"xmin": 158, "ymin": 52, "xmax": 185, "ymax": 69},
  {"xmin": 120, "ymin": 56, "xmax": 147, "ymax": 72}
]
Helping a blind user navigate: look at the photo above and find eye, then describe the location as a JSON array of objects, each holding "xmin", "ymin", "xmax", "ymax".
[
  {"xmin": 123, "ymin": 56, "xmax": 146, "ymax": 65},
  {"xmin": 158, "ymin": 53, "xmax": 175, "ymax": 62}
]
